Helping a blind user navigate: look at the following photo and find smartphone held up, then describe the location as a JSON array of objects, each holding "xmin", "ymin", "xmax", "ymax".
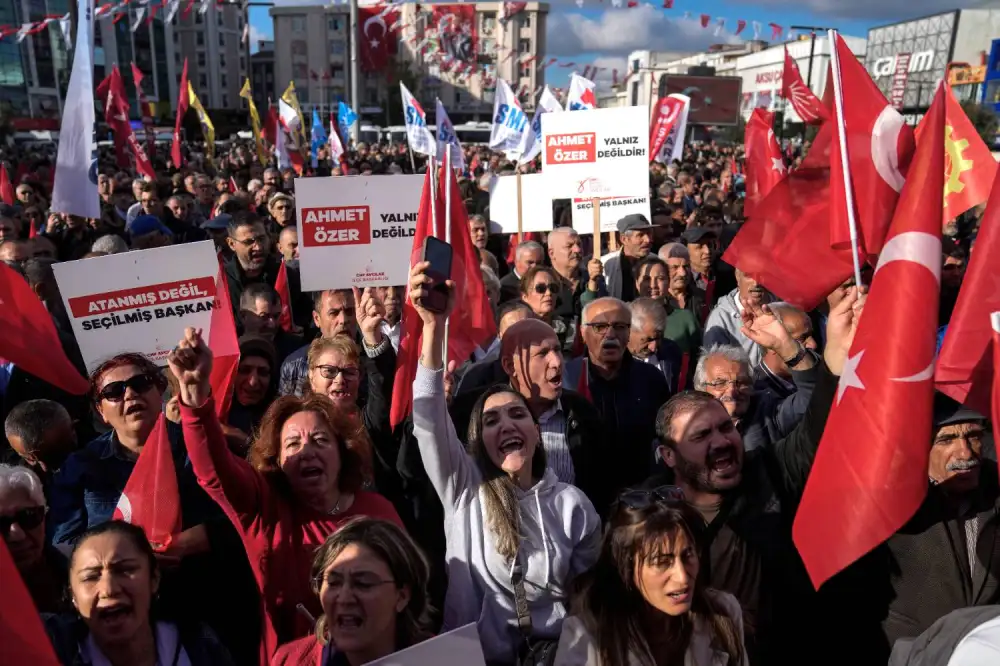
[{"xmin": 419, "ymin": 236, "xmax": 453, "ymax": 314}]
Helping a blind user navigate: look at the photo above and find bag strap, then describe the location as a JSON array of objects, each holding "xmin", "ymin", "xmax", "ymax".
[{"xmin": 511, "ymin": 549, "xmax": 533, "ymax": 638}]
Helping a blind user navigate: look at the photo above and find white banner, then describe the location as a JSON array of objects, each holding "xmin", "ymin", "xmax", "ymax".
[
  {"xmin": 488, "ymin": 173, "xmax": 553, "ymax": 234},
  {"xmin": 400, "ymin": 83, "xmax": 435, "ymax": 157},
  {"xmin": 540, "ymin": 105, "xmax": 649, "ymax": 199},
  {"xmin": 367, "ymin": 623, "xmax": 485, "ymax": 666},
  {"xmin": 53, "ymin": 242, "xmax": 220, "ymax": 372},
  {"xmin": 519, "ymin": 85, "xmax": 563, "ymax": 164},
  {"xmin": 435, "ymin": 98, "xmax": 465, "ymax": 169},
  {"xmin": 51, "ymin": 0, "xmax": 100, "ymax": 220},
  {"xmin": 571, "ymin": 195, "xmax": 651, "ymax": 235},
  {"xmin": 295, "ymin": 174, "xmax": 424, "ymax": 291},
  {"xmin": 490, "ymin": 79, "xmax": 531, "ymax": 161}
]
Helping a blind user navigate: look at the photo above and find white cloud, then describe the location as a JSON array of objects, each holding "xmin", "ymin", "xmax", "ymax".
[
  {"xmin": 546, "ymin": 6, "xmax": 741, "ymax": 58},
  {"xmin": 725, "ymin": 0, "xmax": 993, "ymax": 21},
  {"xmin": 249, "ymin": 24, "xmax": 267, "ymax": 54}
]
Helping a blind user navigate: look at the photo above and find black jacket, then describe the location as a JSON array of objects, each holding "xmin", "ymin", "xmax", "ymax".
[
  {"xmin": 223, "ymin": 254, "xmax": 310, "ymax": 333},
  {"xmin": 499, "ymin": 270, "xmax": 521, "ymax": 305}
]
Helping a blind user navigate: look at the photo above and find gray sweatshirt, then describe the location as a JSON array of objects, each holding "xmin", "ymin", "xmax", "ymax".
[{"xmin": 412, "ymin": 365, "xmax": 602, "ymax": 665}]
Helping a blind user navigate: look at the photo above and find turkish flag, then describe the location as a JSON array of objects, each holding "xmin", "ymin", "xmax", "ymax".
[
  {"xmin": 793, "ymin": 82, "xmax": 947, "ymax": 589},
  {"xmin": 827, "ymin": 33, "xmax": 915, "ymax": 257},
  {"xmin": 390, "ymin": 165, "xmax": 497, "ymax": 427},
  {"xmin": 929, "ymin": 84, "xmax": 997, "ymax": 223},
  {"xmin": 0, "ymin": 540, "xmax": 61, "ymax": 665},
  {"xmin": 113, "ymin": 414, "xmax": 181, "ymax": 549},
  {"xmin": 359, "ymin": 6, "xmax": 398, "ymax": 72},
  {"xmin": 172, "ymin": 59, "xmax": 190, "ymax": 168},
  {"xmin": 935, "ymin": 167, "xmax": 1000, "ymax": 414},
  {"xmin": 98, "ymin": 66, "xmax": 155, "ymax": 180},
  {"xmin": 274, "ymin": 260, "xmax": 295, "ymax": 333},
  {"xmin": 0, "ymin": 163, "xmax": 12, "ymax": 205},
  {"xmin": 743, "ymin": 109, "xmax": 786, "ymax": 218},
  {"xmin": 781, "ymin": 47, "xmax": 829, "ymax": 125},
  {"xmin": 0, "ymin": 262, "xmax": 89, "ymax": 395},
  {"xmin": 209, "ymin": 262, "xmax": 240, "ymax": 422}
]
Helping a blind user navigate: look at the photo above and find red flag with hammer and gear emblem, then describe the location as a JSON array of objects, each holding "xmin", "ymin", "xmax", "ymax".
[
  {"xmin": 793, "ymin": 82, "xmax": 947, "ymax": 589},
  {"xmin": 781, "ymin": 47, "xmax": 829, "ymax": 125}
]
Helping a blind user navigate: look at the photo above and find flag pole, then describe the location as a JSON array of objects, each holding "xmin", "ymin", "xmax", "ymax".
[
  {"xmin": 443, "ymin": 149, "xmax": 452, "ymax": 364},
  {"xmin": 516, "ymin": 170, "xmax": 524, "ymax": 236},
  {"xmin": 827, "ymin": 29, "xmax": 864, "ymax": 289},
  {"xmin": 429, "ymin": 156, "xmax": 439, "ymax": 238},
  {"xmin": 591, "ymin": 197, "xmax": 601, "ymax": 256}
]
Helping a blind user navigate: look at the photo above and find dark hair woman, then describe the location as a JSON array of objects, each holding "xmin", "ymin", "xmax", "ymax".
[
  {"xmin": 167, "ymin": 327, "xmax": 402, "ymax": 664},
  {"xmin": 273, "ymin": 517, "xmax": 434, "ymax": 665},
  {"xmin": 554, "ymin": 489, "xmax": 747, "ymax": 666},
  {"xmin": 43, "ymin": 521, "xmax": 234, "ymax": 666}
]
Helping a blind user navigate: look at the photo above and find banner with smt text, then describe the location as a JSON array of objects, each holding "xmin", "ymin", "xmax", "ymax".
[
  {"xmin": 571, "ymin": 194, "xmax": 651, "ymax": 234},
  {"xmin": 52, "ymin": 241, "xmax": 220, "ymax": 372},
  {"xmin": 540, "ymin": 105, "xmax": 649, "ymax": 199},
  {"xmin": 295, "ymin": 174, "xmax": 424, "ymax": 291}
]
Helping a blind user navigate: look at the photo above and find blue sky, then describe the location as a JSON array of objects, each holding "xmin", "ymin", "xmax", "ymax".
[{"xmin": 248, "ymin": 0, "xmax": 978, "ymax": 89}]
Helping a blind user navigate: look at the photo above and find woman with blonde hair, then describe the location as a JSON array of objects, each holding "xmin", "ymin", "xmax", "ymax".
[
  {"xmin": 168, "ymin": 328, "xmax": 403, "ymax": 664},
  {"xmin": 555, "ymin": 487, "xmax": 747, "ymax": 666},
  {"xmin": 273, "ymin": 517, "xmax": 434, "ymax": 665}
]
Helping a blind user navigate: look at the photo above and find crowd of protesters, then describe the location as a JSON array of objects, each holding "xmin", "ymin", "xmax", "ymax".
[{"xmin": 0, "ymin": 134, "xmax": 997, "ymax": 666}]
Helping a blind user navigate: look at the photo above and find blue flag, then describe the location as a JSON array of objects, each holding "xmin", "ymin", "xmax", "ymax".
[
  {"xmin": 337, "ymin": 102, "xmax": 358, "ymax": 147},
  {"xmin": 310, "ymin": 108, "xmax": 327, "ymax": 168}
]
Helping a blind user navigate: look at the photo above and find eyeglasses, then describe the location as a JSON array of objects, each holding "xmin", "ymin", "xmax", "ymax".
[
  {"xmin": 317, "ymin": 572, "xmax": 396, "ymax": 596},
  {"xmin": 312, "ymin": 365, "xmax": 360, "ymax": 381},
  {"xmin": 703, "ymin": 378, "xmax": 752, "ymax": 391},
  {"xmin": 533, "ymin": 282, "xmax": 559, "ymax": 295},
  {"xmin": 617, "ymin": 485, "xmax": 685, "ymax": 511},
  {"xmin": 583, "ymin": 322, "xmax": 630, "ymax": 336},
  {"xmin": 0, "ymin": 506, "xmax": 47, "ymax": 533},
  {"xmin": 97, "ymin": 373, "xmax": 159, "ymax": 402},
  {"xmin": 231, "ymin": 234, "xmax": 268, "ymax": 248}
]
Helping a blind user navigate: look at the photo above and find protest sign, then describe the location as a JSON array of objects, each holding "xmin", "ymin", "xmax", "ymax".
[
  {"xmin": 540, "ymin": 105, "xmax": 649, "ymax": 199},
  {"xmin": 571, "ymin": 194, "xmax": 651, "ymax": 234},
  {"xmin": 488, "ymin": 173, "xmax": 553, "ymax": 234},
  {"xmin": 364, "ymin": 623, "xmax": 485, "ymax": 666},
  {"xmin": 52, "ymin": 241, "xmax": 220, "ymax": 372},
  {"xmin": 295, "ymin": 174, "xmax": 424, "ymax": 291}
]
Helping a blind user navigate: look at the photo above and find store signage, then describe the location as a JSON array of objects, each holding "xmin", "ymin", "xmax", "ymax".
[
  {"xmin": 890, "ymin": 53, "xmax": 911, "ymax": 110},
  {"xmin": 948, "ymin": 65, "xmax": 986, "ymax": 86},
  {"xmin": 871, "ymin": 50, "xmax": 935, "ymax": 79},
  {"xmin": 755, "ymin": 70, "xmax": 783, "ymax": 86}
]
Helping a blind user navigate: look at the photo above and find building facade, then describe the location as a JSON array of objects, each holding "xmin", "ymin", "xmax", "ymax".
[
  {"xmin": 170, "ymin": 2, "xmax": 248, "ymax": 111},
  {"xmin": 864, "ymin": 8, "xmax": 1000, "ymax": 125},
  {"xmin": 250, "ymin": 39, "xmax": 274, "ymax": 114},
  {"xmin": 0, "ymin": 0, "xmax": 70, "ymax": 122},
  {"xmin": 269, "ymin": 1, "xmax": 548, "ymax": 124}
]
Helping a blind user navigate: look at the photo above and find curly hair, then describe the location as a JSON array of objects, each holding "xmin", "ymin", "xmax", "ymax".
[
  {"xmin": 88, "ymin": 352, "xmax": 166, "ymax": 404},
  {"xmin": 249, "ymin": 394, "xmax": 371, "ymax": 494},
  {"xmin": 306, "ymin": 335, "xmax": 360, "ymax": 370}
]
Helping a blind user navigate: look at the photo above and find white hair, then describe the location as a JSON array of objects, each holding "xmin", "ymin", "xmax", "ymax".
[
  {"xmin": 516, "ymin": 241, "xmax": 544, "ymax": 260},
  {"xmin": 629, "ymin": 297, "xmax": 667, "ymax": 332},
  {"xmin": 91, "ymin": 234, "xmax": 129, "ymax": 255},
  {"xmin": 658, "ymin": 242, "xmax": 689, "ymax": 262},
  {"xmin": 693, "ymin": 343, "xmax": 751, "ymax": 390},
  {"xmin": 247, "ymin": 179, "xmax": 263, "ymax": 193},
  {"xmin": 582, "ymin": 296, "xmax": 628, "ymax": 325},
  {"xmin": 0, "ymin": 463, "xmax": 45, "ymax": 507},
  {"xmin": 546, "ymin": 227, "xmax": 579, "ymax": 245}
]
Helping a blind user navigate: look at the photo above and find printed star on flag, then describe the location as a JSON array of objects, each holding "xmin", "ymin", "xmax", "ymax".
[
  {"xmin": 836, "ymin": 350, "xmax": 866, "ymax": 404},
  {"xmin": 771, "ymin": 156, "xmax": 786, "ymax": 173}
]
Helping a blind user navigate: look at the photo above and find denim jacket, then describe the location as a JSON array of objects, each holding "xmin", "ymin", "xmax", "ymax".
[{"xmin": 48, "ymin": 420, "xmax": 224, "ymax": 545}]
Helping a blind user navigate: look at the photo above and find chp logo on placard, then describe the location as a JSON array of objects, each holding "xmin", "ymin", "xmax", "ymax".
[
  {"xmin": 545, "ymin": 133, "xmax": 596, "ymax": 165},
  {"xmin": 302, "ymin": 206, "xmax": 372, "ymax": 246}
]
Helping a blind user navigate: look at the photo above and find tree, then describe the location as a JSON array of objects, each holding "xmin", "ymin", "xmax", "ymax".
[{"xmin": 959, "ymin": 100, "xmax": 998, "ymax": 147}]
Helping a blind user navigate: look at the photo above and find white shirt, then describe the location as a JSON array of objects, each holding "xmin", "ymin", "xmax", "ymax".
[
  {"xmin": 380, "ymin": 319, "xmax": 402, "ymax": 353},
  {"xmin": 473, "ymin": 336, "xmax": 500, "ymax": 362},
  {"xmin": 947, "ymin": 615, "xmax": 1000, "ymax": 666}
]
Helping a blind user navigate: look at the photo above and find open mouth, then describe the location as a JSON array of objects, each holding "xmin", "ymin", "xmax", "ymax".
[
  {"xmin": 708, "ymin": 449, "xmax": 737, "ymax": 475},
  {"xmin": 300, "ymin": 465, "xmax": 323, "ymax": 479},
  {"xmin": 96, "ymin": 604, "xmax": 132, "ymax": 623},
  {"xmin": 667, "ymin": 587, "xmax": 691, "ymax": 603},
  {"xmin": 499, "ymin": 437, "xmax": 525, "ymax": 456},
  {"xmin": 124, "ymin": 402, "xmax": 146, "ymax": 416},
  {"xmin": 327, "ymin": 389, "xmax": 351, "ymax": 400},
  {"xmin": 334, "ymin": 614, "xmax": 364, "ymax": 630}
]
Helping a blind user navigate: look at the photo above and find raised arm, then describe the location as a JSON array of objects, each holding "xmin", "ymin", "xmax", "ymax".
[
  {"xmin": 408, "ymin": 261, "xmax": 479, "ymax": 508},
  {"xmin": 168, "ymin": 327, "xmax": 266, "ymax": 526}
]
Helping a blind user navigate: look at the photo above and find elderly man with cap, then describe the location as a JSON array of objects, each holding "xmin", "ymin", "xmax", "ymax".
[
  {"xmin": 597, "ymin": 213, "xmax": 654, "ymax": 303},
  {"xmin": 266, "ymin": 191, "xmax": 295, "ymax": 238},
  {"xmin": 680, "ymin": 225, "xmax": 719, "ymax": 320},
  {"xmin": 449, "ymin": 318, "xmax": 617, "ymax": 513}
]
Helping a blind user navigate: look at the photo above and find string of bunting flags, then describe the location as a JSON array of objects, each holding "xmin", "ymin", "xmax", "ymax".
[{"xmin": 0, "ymin": 0, "xmax": 795, "ymax": 71}]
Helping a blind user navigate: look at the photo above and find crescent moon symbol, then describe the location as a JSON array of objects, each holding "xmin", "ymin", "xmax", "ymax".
[
  {"xmin": 365, "ymin": 13, "xmax": 387, "ymax": 38},
  {"xmin": 874, "ymin": 231, "xmax": 941, "ymax": 285},
  {"xmin": 871, "ymin": 106, "xmax": 906, "ymax": 193},
  {"xmin": 891, "ymin": 360, "xmax": 936, "ymax": 383}
]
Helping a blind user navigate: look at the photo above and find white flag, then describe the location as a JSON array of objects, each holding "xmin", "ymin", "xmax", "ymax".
[
  {"xmin": 164, "ymin": 0, "xmax": 180, "ymax": 23},
  {"xmin": 328, "ymin": 115, "xmax": 344, "ymax": 165},
  {"xmin": 489, "ymin": 79, "xmax": 530, "ymax": 161},
  {"xmin": 52, "ymin": 0, "xmax": 99, "ymax": 220},
  {"xmin": 399, "ymin": 82, "xmax": 435, "ymax": 157},
  {"xmin": 242, "ymin": 22, "xmax": 249, "ymax": 44},
  {"xmin": 566, "ymin": 72, "xmax": 597, "ymax": 111},
  {"xmin": 198, "ymin": 0, "xmax": 210, "ymax": 15},
  {"xmin": 131, "ymin": 8, "xmax": 146, "ymax": 32},
  {"xmin": 518, "ymin": 85, "xmax": 563, "ymax": 164},
  {"xmin": 15, "ymin": 23, "xmax": 31, "ymax": 43},
  {"xmin": 59, "ymin": 14, "xmax": 72, "ymax": 49},
  {"xmin": 435, "ymin": 99, "xmax": 465, "ymax": 170}
]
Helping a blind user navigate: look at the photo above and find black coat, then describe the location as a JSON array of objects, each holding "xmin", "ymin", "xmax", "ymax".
[{"xmin": 223, "ymin": 254, "xmax": 311, "ymax": 333}]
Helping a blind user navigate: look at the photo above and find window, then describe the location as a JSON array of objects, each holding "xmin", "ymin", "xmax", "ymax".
[
  {"xmin": 240, "ymin": 57, "xmax": 246, "ymax": 70},
  {"xmin": 631, "ymin": 58, "xmax": 640, "ymax": 73},
  {"xmin": 482, "ymin": 16, "xmax": 495, "ymax": 33},
  {"xmin": 173, "ymin": 32, "xmax": 178, "ymax": 44},
  {"xmin": 200, "ymin": 74, "xmax": 208, "ymax": 88},
  {"xmin": 221, "ymin": 74, "xmax": 228, "ymax": 87},
  {"xmin": 518, "ymin": 62, "xmax": 531, "ymax": 78},
  {"xmin": 331, "ymin": 40, "xmax": 345, "ymax": 56},
  {"xmin": 196, "ymin": 32, "xmax": 204, "ymax": 46},
  {"xmin": 219, "ymin": 32, "xmax": 225, "ymax": 47},
  {"xmin": 220, "ymin": 54, "xmax": 226, "ymax": 68},
  {"xmin": 518, "ymin": 39, "xmax": 530, "ymax": 53},
  {"xmin": 238, "ymin": 17, "xmax": 243, "ymax": 30},
  {"xmin": 298, "ymin": 87, "xmax": 309, "ymax": 103},
  {"xmin": 331, "ymin": 64, "xmax": 344, "ymax": 78},
  {"xmin": 292, "ymin": 16, "xmax": 306, "ymax": 33},
  {"xmin": 631, "ymin": 81, "xmax": 639, "ymax": 106},
  {"xmin": 198, "ymin": 53, "xmax": 206, "ymax": 67},
  {"xmin": 293, "ymin": 63, "xmax": 308, "ymax": 79},
  {"xmin": 196, "ymin": 12, "xmax": 202, "ymax": 24},
  {"xmin": 222, "ymin": 95, "xmax": 229, "ymax": 107},
  {"xmin": 216, "ymin": 11, "xmax": 222, "ymax": 26},
  {"xmin": 328, "ymin": 17, "xmax": 341, "ymax": 31},
  {"xmin": 522, "ymin": 14, "xmax": 531, "ymax": 29},
  {"xmin": 292, "ymin": 40, "xmax": 308, "ymax": 56}
]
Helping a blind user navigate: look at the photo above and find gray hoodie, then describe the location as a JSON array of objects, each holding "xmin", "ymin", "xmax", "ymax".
[
  {"xmin": 412, "ymin": 365, "xmax": 602, "ymax": 664},
  {"xmin": 704, "ymin": 288, "xmax": 765, "ymax": 369}
]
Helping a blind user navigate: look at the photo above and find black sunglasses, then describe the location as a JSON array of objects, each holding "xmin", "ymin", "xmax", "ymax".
[
  {"xmin": 0, "ymin": 506, "xmax": 47, "ymax": 533},
  {"xmin": 533, "ymin": 282, "xmax": 559, "ymax": 295},
  {"xmin": 617, "ymin": 485, "xmax": 685, "ymax": 510},
  {"xmin": 97, "ymin": 373, "xmax": 159, "ymax": 403}
]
